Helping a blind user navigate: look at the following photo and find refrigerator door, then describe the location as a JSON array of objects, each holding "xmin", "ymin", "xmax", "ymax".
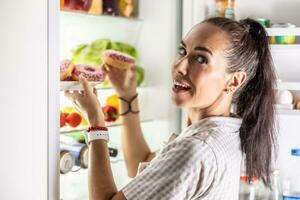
[{"xmin": 0, "ymin": 1, "xmax": 59, "ymax": 200}]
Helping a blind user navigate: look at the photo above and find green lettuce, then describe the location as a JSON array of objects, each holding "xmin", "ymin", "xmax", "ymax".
[{"xmin": 71, "ymin": 39, "xmax": 138, "ymax": 67}]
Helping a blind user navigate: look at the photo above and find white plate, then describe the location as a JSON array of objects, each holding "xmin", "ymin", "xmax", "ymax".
[{"xmin": 60, "ymin": 81, "xmax": 103, "ymax": 91}]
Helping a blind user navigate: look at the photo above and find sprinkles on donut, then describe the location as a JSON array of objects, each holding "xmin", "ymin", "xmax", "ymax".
[
  {"xmin": 101, "ymin": 50, "xmax": 135, "ymax": 69},
  {"xmin": 72, "ymin": 64, "xmax": 106, "ymax": 82}
]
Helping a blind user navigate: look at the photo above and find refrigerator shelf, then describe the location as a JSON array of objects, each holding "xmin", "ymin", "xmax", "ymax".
[
  {"xmin": 60, "ymin": 81, "xmax": 104, "ymax": 91},
  {"xmin": 61, "ymin": 11, "xmax": 143, "ymax": 22},
  {"xmin": 276, "ymin": 81, "xmax": 300, "ymax": 91},
  {"xmin": 266, "ymin": 28, "xmax": 300, "ymax": 36},
  {"xmin": 60, "ymin": 81, "xmax": 146, "ymax": 91},
  {"xmin": 271, "ymin": 44, "xmax": 300, "ymax": 51},
  {"xmin": 95, "ymin": 83, "xmax": 146, "ymax": 90},
  {"xmin": 276, "ymin": 109, "xmax": 300, "ymax": 115},
  {"xmin": 60, "ymin": 119, "xmax": 154, "ymax": 134}
]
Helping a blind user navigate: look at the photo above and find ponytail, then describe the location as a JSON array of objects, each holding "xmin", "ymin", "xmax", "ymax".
[
  {"xmin": 204, "ymin": 17, "xmax": 277, "ymax": 186},
  {"xmin": 238, "ymin": 19, "xmax": 277, "ymax": 186}
]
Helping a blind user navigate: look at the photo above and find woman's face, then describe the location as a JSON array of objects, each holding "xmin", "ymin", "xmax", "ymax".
[{"xmin": 172, "ymin": 22, "xmax": 231, "ymax": 108}]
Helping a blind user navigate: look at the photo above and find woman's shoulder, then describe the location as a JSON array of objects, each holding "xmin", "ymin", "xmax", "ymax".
[{"xmin": 159, "ymin": 136, "xmax": 218, "ymax": 166}]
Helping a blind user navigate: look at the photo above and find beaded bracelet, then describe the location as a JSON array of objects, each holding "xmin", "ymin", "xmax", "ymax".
[
  {"xmin": 118, "ymin": 93, "xmax": 140, "ymax": 116},
  {"xmin": 87, "ymin": 126, "xmax": 108, "ymax": 132}
]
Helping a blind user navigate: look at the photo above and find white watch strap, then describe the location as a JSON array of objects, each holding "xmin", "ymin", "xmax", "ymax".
[{"xmin": 85, "ymin": 130, "xmax": 109, "ymax": 144}]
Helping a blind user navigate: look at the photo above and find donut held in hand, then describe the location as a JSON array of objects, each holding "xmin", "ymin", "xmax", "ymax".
[{"xmin": 102, "ymin": 50, "xmax": 135, "ymax": 69}]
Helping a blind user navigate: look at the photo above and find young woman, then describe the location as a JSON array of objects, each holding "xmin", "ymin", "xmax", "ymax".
[{"xmin": 65, "ymin": 17, "xmax": 277, "ymax": 200}]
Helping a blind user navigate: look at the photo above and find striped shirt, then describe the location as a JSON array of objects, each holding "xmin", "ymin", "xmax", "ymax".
[{"xmin": 122, "ymin": 116, "xmax": 243, "ymax": 200}]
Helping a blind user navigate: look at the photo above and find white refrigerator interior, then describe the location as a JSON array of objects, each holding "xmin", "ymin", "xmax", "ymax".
[
  {"xmin": 182, "ymin": 0, "xmax": 300, "ymax": 182},
  {"xmin": 59, "ymin": 0, "xmax": 182, "ymax": 199}
]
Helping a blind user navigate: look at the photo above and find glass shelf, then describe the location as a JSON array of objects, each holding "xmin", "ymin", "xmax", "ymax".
[
  {"xmin": 95, "ymin": 83, "xmax": 146, "ymax": 90},
  {"xmin": 61, "ymin": 10, "xmax": 143, "ymax": 22},
  {"xmin": 276, "ymin": 81, "xmax": 300, "ymax": 91},
  {"xmin": 266, "ymin": 28, "xmax": 300, "ymax": 36},
  {"xmin": 271, "ymin": 44, "xmax": 300, "ymax": 51},
  {"xmin": 276, "ymin": 109, "xmax": 300, "ymax": 115},
  {"xmin": 60, "ymin": 119, "xmax": 154, "ymax": 134}
]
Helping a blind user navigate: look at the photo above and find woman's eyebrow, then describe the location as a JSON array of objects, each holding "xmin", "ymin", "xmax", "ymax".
[
  {"xmin": 181, "ymin": 41, "xmax": 213, "ymax": 55},
  {"xmin": 194, "ymin": 46, "xmax": 213, "ymax": 55}
]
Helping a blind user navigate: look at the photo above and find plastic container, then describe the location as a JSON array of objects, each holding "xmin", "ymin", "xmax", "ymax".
[{"xmin": 282, "ymin": 149, "xmax": 300, "ymax": 200}]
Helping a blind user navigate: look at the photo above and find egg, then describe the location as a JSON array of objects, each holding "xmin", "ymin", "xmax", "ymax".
[{"xmin": 275, "ymin": 90, "xmax": 293, "ymax": 105}]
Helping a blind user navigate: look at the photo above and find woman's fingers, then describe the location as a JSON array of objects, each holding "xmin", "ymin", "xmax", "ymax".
[
  {"xmin": 79, "ymin": 75, "xmax": 93, "ymax": 96},
  {"xmin": 64, "ymin": 90, "xmax": 81, "ymax": 101}
]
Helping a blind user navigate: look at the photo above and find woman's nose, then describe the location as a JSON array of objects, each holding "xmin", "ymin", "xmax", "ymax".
[{"xmin": 173, "ymin": 57, "xmax": 189, "ymax": 76}]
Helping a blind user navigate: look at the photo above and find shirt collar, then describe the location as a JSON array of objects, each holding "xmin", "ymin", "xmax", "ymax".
[{"xmin": 179, "ymin": 116, "xmax": 243, "ymax": 139}]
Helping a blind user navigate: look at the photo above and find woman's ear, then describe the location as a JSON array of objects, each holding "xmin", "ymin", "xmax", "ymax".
[{"xmin": 225, "ymin": 72, "xmax": 247, "ymax": 92}]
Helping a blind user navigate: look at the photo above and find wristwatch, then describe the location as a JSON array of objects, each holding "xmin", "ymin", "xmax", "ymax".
[{"xmin": 85, "ymin": 130, "xmax": 109, "ymax": 144}]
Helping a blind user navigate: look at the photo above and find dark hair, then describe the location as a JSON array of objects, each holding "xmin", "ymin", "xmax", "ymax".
[{"xmin": 203, "ymin": 17, "xmax": 277, "ymax": 186}]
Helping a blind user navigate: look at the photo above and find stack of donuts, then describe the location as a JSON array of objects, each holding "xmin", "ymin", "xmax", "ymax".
[{"xmin": 60, "ymin": 50, "xmax": 135, "ymax": 82}]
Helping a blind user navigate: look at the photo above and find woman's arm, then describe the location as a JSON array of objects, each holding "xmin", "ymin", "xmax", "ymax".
[
  {"xmin": 119, "ymin": 94, "xmax": 155, "ymax": 177},
  {"xmin": 104, "ymin": 66, "xmax": 155, "ymax": 177},
  {"xmin": 65, "ymin": 77, "xmax": 125, "ymax": 200}
]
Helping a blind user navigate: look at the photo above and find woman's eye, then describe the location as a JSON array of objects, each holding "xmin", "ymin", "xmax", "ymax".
[
  {"xmin": 195, "ymin": 55, "xmax": 207, "ymax": 64},
  {"xmin": 178, "ymin": 47, "xmax": 186, "ymax": 56}
]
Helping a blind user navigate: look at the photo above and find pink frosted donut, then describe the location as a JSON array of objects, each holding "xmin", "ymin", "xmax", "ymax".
[
  {"xmin": 102, "ymin": 50, "xmax": 135, "ymax": 69},
  {"xmin": 72, "ymin": 64, "xmax": 106, "ymax": 82},
  {"xmin": 60, "ymin": 59, "xmax": 75, "ymax": 81}
]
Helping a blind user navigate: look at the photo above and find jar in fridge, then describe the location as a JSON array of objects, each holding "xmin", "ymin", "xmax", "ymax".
[
  {"xmin": 63, "ymin": 0, "xmax": 92, "ymax": 12},
  {"xmin": 118, "ymin": 0, "xmax": 138, "ymax": 17},
  {"xmin": 103, "ymin": 0, "xmax": 118, "ymax": 16},
  {"xmin": 215, "ymin": 0, "xmax": 235, "ymax": 19}
]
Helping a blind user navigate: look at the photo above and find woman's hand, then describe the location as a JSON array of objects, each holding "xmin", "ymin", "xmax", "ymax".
[
  {"xmin": 64, "ymin": 76, "xmax": 105, "ymax": 126},
  {"xmin": 103, "ymin": 64, "xmax": 137, "ymax": 99}
]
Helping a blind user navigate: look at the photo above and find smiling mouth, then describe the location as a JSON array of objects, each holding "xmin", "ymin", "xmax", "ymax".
[{"xmin": 173, "ymin": 80, "xmax": 192, "ymax": 93}]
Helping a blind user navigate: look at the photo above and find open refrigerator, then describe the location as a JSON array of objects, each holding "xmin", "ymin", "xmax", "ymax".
[{"xmin": 58, "ymin": 0, "xmax": 182, "ymax": 199}]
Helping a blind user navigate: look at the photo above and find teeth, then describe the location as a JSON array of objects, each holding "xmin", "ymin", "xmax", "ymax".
[{"xmin": 174, "ymin": 81, "xmax": 190, "ymax": 89}]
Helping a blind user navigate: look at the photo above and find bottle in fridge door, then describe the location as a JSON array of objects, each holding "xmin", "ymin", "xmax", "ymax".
[
  {"xmin": 268, "ymin": 169, "xmax": 283, "ymax": 200},
  {"xmin": 282, "ymin": 149, "xmax": 300, "ymax": 200}
]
